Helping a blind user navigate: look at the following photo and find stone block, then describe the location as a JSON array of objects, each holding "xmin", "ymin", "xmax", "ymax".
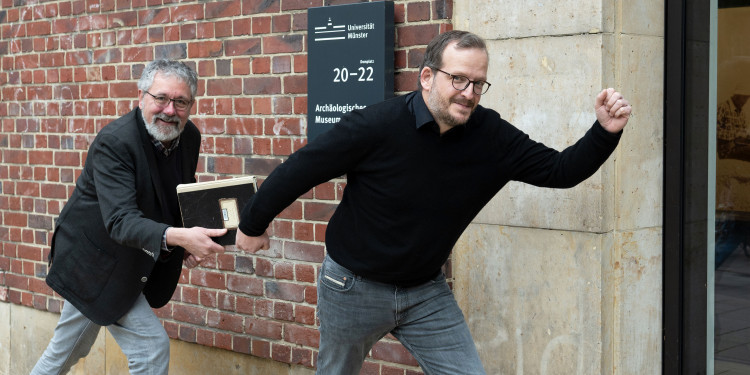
[
  {"xmin": 8, "ymin": 304, "xmax": 106, "ymax": 374},
  {"xmin": 615, "ymin": 35, "xmax": 665, "ymax": 231},
  {"xmin": 622, "ymin": 0, "xmax": 665, "ymax": 37},
  {"xmin": 601, "ymin": 228, "xmax": 662, "ymax": 374},
  {"xmin": 454, "ymin": 0, "xmax": 607, "ymax": 39},
  {"xmin": 453, "ymin": 224, "xmax": 605, "ymax": 374},
  {"xmin": 475, "ymin": 34, "xmax": 615, "ymax": 232}
]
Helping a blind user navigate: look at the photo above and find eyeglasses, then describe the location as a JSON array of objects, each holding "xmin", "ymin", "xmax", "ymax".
[
  {"xmin": 144, "ymin": 91, "xmax": 193, "ymax": 111},
  {"xmin": 433, "ymin": 68, "xmax": 491, "ymax": 95}
]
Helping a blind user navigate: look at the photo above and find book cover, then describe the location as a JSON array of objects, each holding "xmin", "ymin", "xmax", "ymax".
[{"xmin": 176, "ymin": 176, "xmax": 257, "ymax": 246}]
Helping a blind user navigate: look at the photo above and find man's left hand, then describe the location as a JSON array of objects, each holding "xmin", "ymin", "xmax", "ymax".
[{"xmin": 595, "ymin": 88, "xmax": 632, "ymax": 134}]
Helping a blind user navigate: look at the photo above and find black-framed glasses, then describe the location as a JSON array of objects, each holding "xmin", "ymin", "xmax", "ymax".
[
  {"xmin": 433, "ymin": 68, "xmax": 491, "ymax": 95},
  {"xmin": 144, "ymin": 91, "xmax": 193, "ymax": 111}
]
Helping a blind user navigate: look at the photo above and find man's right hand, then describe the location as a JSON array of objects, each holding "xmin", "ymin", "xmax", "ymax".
[
  {"xmin": 235, "ymin": 229, "xmax": 270, "ymax": 253},
  {"xmin": 166, "ymin": 227, "xmax": 227, "ymax": 260}
]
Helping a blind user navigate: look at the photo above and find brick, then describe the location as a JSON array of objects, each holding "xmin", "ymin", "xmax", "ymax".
[
  {"xmin": 195, "ymin": 22, "xmax": 215, "ymax": 39},
  {"xmin": 372, "ymin": 341, "xmax": 419, "ymax": 366},
  {"xmin": 121, "ymin": 46, "xmax": 153, "ymax": 62},
  {"xmin": 295, "ymin": 305, "xmax": 316, "ymax": 325},
  {"xmin": 272, "ymin": 343, "xmax": 292, "ymax": 363},
  {"xmin": 253, "ymin": 97, "xmax": 271, "ymax": 115},
  {"xmin": 295, "ymin": 264, "xmax": 316, "ymax": 283},
  {"xmin": 233, "ymin": 335, "xmax": 251, "ymax": 354},
  {"xmin": 207, "ymin": 310, "xmax": 244, "ymax": 333},
  {"xmin": 206, "ymin": 156, "xmax": 242, "ymax": 174},
  {"xmin": 178, "ymin": 325, "xmax": 197, "ymax": 343},
  {"xmin": 397, "ymin": 24, "xmax": 441, "ymax": 47},
  {"xmin": 293, "ymin": 222, "xmax": 314, "ymax": 242},
  {"xmin": 304, "ymin": 201, "xmax": 337, "ymax": 222},
  {"xmin": 282, "ymin": 75, "xmax": 306, "ymax": 94},
  {"xmin": 242, "ymin": 0, "xmax": 280, "ymax": 14},
  {"xmin": 273, "ymin": 262, "xmax": 294, "ymax": 280},
  {"xmin": 434, "ymin": 0, "xmax": 452, "ymax": 20},
  {"xmin": 155, "ymin": 43, "xmax": 187, "ymax": 60},
  {"xmin": 205, "ymin": 1, "xmax": 240, "ymax": 19},
  {"xmin": 407, "ymin": 2, "xmax": 431, "ymax": 22},
  {"xmin": 251, "ymin": 56, "xmax": 271, "ymax": 74},
  {"xmin": 109, "ymin": 11, "xmax": 138, "ymax": 28},
  {"xmin": 215, "ymin": 20, "xmax": 232, "ymax": 38},
  {"xmin": 216, "ymin": 332, "xmax": 232, "ymax": 351},
  {"xmin": 284, "ymin": 324, "xmax": 319, "ymax": 348},
  {"xmin": 181, "ymin": 286, "xmax": 199, "ymax": 305},
  {"xmin": 81, "ymin": 83, "xmax": 107, "ymax": 98},
  {"xmin": 252, "ymin": 16, "xmax": 272, "ymax": 34},
  {"xmin": 263, "ymin": 34, "xmax": 303, "ymax": 54},
  {"xmin": 254, "ymin": 299, "xmax": 273, "ymax": 318},
  {"xmin": 139, "ymin": 8, "xmax": 171, "ymax": 26},
  {"xmin": 189, "ymin": 268, "xmax": 226, "ymax": 289},
  {"xmin": 242, "ymin": 76, "xmax": 281, "ymax": 95},
  {"xmin": 245, "ymin": 317, "xmax": 282, "ymax": 339},
  {"xmin": 173, "ymin": 304, "xmax": 207, "ymax": 325},
  {"xmin": 291, "ymin": 347, "xmax": 314, "ymax": 368},
  {"xmin": 225, "ymin": 38, "xmax": 262, "ymax": 56},
  {"xmin": 226, "ymin": 274, "xmax": 263, "ymax": 296},
  {"xmin": 27, "ymin": 20, "xmax": 51, "ymax": 36},
  {"xmin": 199, "ymin": 289, "xmax": 217, "ymax": 308},
  {"xmin": 251, "ymin": 339, "xmax": 271, "ymax": 359},
  {"xmin": 272, "ymin": 138, "xmax": 292, "ymax": 156},
  {"xmin": 265, "ymin": 281, "xmax": 304, "ymax": 302},
  {"xmin": 218, "ymin": 291, "xmax": 235, "ymax": 311},
  {"xmin": 196, "ymin": 329, "xmax": 213, "ymax": 346},
  {"xmin": 273, "ymin": 301, "xmax": 294, "ymax": 321},
  {"xmin": 53, "ymin": 151, "xmax": 80, "ymax": 167},
  {"xmin": 77, "ymin": 14, "xmax": 106, "ymax": 32},
  {"xmin": 277, "ymin": 200, "xmax": 302, "ymax": 220},
  {"xmin": 255, "ymin": 257, "xmax": 273, "ymax": 277},
  {"xmin": 172, "ymin": 4, "xmax": 204, "ymax": 22},
  {"xmin": 206, "ymin": 77, "xmax": 242, "ymax": 96}
]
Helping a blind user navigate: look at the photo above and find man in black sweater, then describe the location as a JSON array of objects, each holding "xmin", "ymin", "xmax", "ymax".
[{"xmin": 236, "ymin": 30, "xmax": 631, "ymax": 374}]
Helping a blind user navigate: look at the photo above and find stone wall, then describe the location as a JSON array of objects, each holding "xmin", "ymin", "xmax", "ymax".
[{"xmin": 452, "ymin": 1, "xmax": 664, "ymax": 374}]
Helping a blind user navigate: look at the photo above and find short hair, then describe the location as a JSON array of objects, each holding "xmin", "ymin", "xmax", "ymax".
[
  {"xmin": 417, "ymin": 30, "xmax": 488, "ymax": 90},
  {"xmin": 137, "ymin": 60, "xmax": 198, "ymax": 99}
]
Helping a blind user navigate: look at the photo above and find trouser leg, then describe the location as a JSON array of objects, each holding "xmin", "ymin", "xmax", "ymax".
[
  {"xmin": 391, "ymin": 275, "xmax": 486, "ymax": 375},
  {"xmin": 107, "ymin": 293, "xmax": 171, "ymax": 375},
  {"xmin": 30, "ymin": 300, "xmax": 102, "ymax": 375},
  {"xmin": 315, "ymin": 256, "xmax": 396, "ymax": 375}
]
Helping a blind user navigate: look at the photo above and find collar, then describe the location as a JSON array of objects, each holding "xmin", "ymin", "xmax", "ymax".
[
  {"xmin": 407, "ymin": 91, "xmax": 468, "ymax": 137},
  {"xmin": 151, "ymin": 135, "xmax": 180, "ymax": 156},
  {"xmin": 407, "ymin": 91, "xmax": 437, "ymax": 130}
]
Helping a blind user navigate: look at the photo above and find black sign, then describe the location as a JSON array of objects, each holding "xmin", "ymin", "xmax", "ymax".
[{"xmin": 307, "ymin": 1, "xmax": 395, "ymax": 141}]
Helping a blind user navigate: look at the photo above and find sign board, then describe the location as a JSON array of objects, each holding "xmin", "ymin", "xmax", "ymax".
[{"xmin": 307, "ymin": 1, "xmax": 395, "ymax": 141}]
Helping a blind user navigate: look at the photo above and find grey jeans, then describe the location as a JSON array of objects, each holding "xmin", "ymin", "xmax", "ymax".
[
  {"xmin": 316, "ymin": 255, "xmax": 486, "ymax": 375},
  {"xmin": 30, "ymin": 293, "xmax": 170, "ymax": 375}
]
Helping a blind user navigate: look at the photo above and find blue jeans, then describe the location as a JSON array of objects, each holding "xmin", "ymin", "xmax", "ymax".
[
  {"xmin": 316, "ymin": 255, "xmax": 485, "ymax": 375},
  {"xmin": 30, "ymin": 293, "xmax": 170, "ymax": 375}
]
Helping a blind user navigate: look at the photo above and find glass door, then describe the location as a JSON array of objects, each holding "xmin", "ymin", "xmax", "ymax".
[{"xmin": 714, "ymin": 3, "xmax": 750, "ymax": 373}]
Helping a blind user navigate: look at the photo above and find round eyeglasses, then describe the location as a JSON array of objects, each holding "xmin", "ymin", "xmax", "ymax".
[
  {"xmin": 144, "ymin": 91, "xmax": 193, "ymax": 111},
  {"xmin": 433, "ymin": 68, "xmax": 491, "ymax": 95}
]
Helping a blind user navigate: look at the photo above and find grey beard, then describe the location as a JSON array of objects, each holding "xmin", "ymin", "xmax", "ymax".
[{"xmin": 142, "ymin": 112, "xmax": 183, "ymax": 142}]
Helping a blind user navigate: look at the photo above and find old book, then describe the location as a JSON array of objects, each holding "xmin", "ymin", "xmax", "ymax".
[{"xmin": 176, "ymin": 176, "xmax": 257, "ymax": 246}]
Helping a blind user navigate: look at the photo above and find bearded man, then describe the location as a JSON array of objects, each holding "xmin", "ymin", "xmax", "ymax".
[{"xmin": 31, "ymin": 60, "xmax": 227, "ymax": 375}]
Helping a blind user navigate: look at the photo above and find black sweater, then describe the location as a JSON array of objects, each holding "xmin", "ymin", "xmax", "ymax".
[{"xmin": 240, "ymin": 91, "xmax": 621, "ymax": 286}]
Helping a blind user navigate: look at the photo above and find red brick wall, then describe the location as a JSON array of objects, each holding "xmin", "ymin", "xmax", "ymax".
[{"xmin": 0, "ymin": 0, "xmax": 452, "ymax": 373}]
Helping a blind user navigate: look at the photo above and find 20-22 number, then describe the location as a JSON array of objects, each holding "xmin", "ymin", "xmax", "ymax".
[{"xmin": 333, "ymin": 66, "xmax": 374, "ymax": 82}]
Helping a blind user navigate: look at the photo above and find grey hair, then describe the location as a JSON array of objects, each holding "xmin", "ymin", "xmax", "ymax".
[
  {"xmin": 417, "ymin": 30, "xmax": 488, "ymax": 90},
  {"xmin": 137, "ymin": 60, "xmax": 198, "ymax": 99}
]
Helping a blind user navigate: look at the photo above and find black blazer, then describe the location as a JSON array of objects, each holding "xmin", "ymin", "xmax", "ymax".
[{"xmin": 46, "ymin": 108, "xmax": 201, "ymax": 326}]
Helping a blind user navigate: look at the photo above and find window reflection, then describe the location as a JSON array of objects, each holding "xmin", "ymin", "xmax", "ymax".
[{"xmin": 715, "ymin": 4, "xmax": 750, "ymax": 372}]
